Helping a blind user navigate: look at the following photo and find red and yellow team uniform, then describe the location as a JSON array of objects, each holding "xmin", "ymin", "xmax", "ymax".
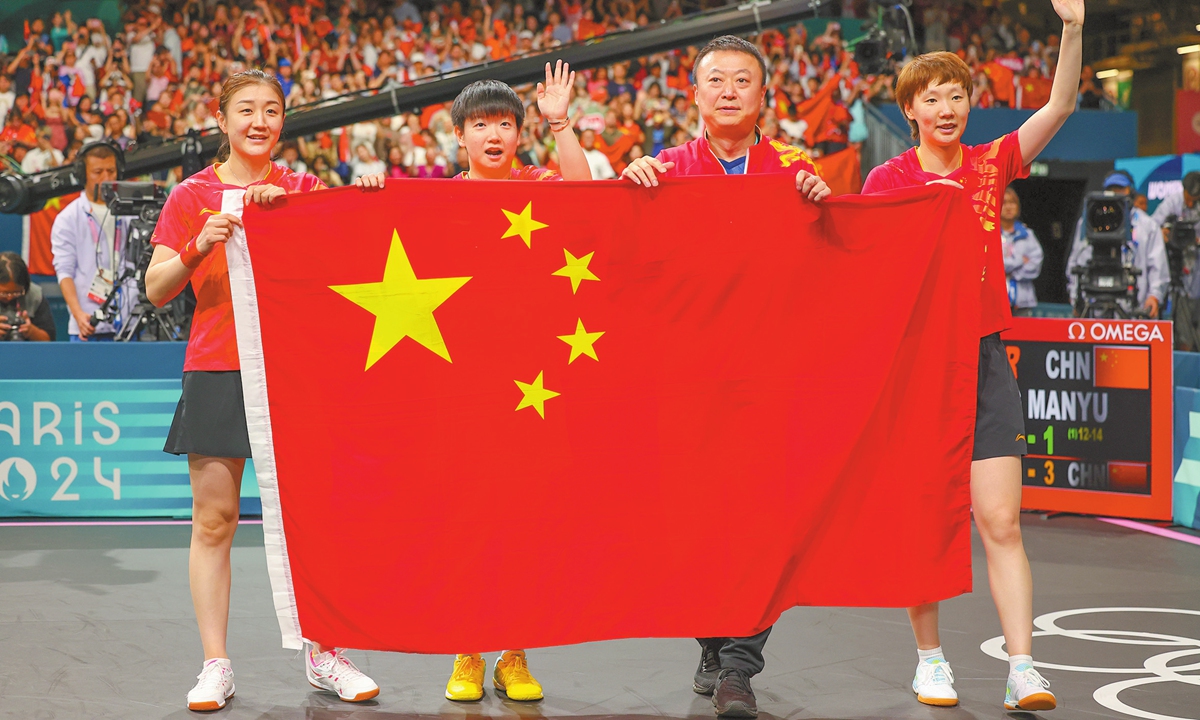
[
  {"xmin": 656, "ymin": 133, "xmax": 817, "ymax": 177},
  {"xmin": 861, "ymin": 130, "xmax": 1029, "ymax": 336},
  {"xmin": 151, "ymin": 163, "xmax": 325, "ymax": 372}
]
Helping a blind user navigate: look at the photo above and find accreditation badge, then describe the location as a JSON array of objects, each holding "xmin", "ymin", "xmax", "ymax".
[{"xmin": 86, "ymin": 267, "xmax": 115, "ymax": 304}]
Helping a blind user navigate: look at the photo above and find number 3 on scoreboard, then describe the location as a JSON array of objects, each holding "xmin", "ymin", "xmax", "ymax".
[{"xmin": 1043, "ymin": 459, "xmax": 1055, "ymax": 486}]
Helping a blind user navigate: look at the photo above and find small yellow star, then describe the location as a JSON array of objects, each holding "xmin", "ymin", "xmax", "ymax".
[
  {"xmin": 557, "ymin": 318, "xmax": 604, "ymax": 363},
  {"xmin": 514, "ymin": 371, "xmax": 560, "ymax": 418},
  {"xmin": 330, "ymin": 230, "xmax": 471, "ymax": 370},
  {"xmin": 501, "ymin": 202, "xmax": 548, "ymax": 248},
  {"xmin": 552, "ymin": 249, "xmax": 600, "ymax": 293}
]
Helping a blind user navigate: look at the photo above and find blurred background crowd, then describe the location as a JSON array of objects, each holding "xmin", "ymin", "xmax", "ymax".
[{"xmin": 0, "ymin": 0, "xmax": 1119, "ymax": 185}]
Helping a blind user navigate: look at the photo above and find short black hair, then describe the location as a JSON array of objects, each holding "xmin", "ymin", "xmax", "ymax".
[
  {"xmin": 80, "ymin": 141, "xmax": 118, "ymax": 163},
  {"xmin": 451, "ymin": 80, "xmax": 525, "ymax": 131},
  {"xmin": 0, "ymin": 252, "xmax": 30, "ymax": 292},
  {"xmin": 693, "ymin": 35, "xmax": 769, "ymax": 86},
  {"xmin": 1184, "ymin": 171, "xmax": 1200, "ymax": 198}
]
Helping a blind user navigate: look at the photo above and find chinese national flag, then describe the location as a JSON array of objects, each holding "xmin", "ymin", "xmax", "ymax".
[
  {"xmin": 984, "ymin": 62, "xmax": 1015, "ymax": 106},
  {"xmin": 793, "ymin": 78, "xmax": 838, "ymax": 147},
  {"xmin": 1093, "ymin": 345, "xmax": 1149, "ymax": 390},
  {"xmin": 229, "ymin": 177, "xmax": 982, "ymax": 652}
]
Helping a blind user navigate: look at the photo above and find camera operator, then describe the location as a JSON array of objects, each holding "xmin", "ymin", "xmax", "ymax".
[
  {"xmin": 1066, "ymin": 170, "xmax": 1167, "ymax": 317},
  {"xmin": 0, "ymin": 252, "xmax": 55, "ymax": 342},
  {"xmin": 1000, "ymin": 186, "xmax": 1044, "ymax": 315},
  {"xmin": 49, "ymin": 143, "xmax": 137, "ymax": 341},
  {"xmin": 1151, "ymin": 171, "xmax": 1200, "ymax": 294}
]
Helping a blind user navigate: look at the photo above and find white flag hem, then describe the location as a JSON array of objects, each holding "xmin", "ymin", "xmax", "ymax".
[{"xmin": 223, "ymin": 189, "xmax": 304, "ymax": 650}]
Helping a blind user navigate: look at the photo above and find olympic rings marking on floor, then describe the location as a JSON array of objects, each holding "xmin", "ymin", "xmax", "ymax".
[{"xmin": 980, "ymin": 607, "xmax": 1200, "ymax": 720}]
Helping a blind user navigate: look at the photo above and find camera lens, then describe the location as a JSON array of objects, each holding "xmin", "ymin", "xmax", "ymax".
[
  {"xmin": 1087, "ymin": 200, "xmax": 1125, "ymax": 234},
  {"xmin": 0, "ymin": 174, "xmax": 30, "ymax": 214}
]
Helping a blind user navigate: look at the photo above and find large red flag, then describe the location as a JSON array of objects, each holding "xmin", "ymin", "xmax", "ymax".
[{"xmin": 228, "ymin": 177, "xmax": 981, "ymax": 653}]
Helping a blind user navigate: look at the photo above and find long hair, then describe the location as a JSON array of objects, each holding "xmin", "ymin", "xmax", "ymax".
[{"xmin": 215, "ymin": 70, "xmax": 287, "ymax": 162}]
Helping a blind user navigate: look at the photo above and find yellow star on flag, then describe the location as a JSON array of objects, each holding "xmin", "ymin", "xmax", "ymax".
[
  {"xmin": 552, "ymin": 249, "xmax": 600, "ymax": 293},
  {"xmin": 501, "ymin": 202, "xmax": 548, "ymax": 248},
  {"xmin": 514, "ymin": 371, "xmax": 560, "ymax": 418},
  {"xmin": 557, "ymin": 318, "xmax": 604, "ymax": 363},
  {"xmin": 330, "ymin": 229, "xmax": 471, "ymax": 370}
]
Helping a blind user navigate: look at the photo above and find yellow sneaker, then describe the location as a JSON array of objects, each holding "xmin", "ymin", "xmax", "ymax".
[
  {"xmin": 493, "ymin": 650, "xmax": 543, "ymax": 701},
  {"xmin": 445, "ymin": 654, "xmax": 485, "ymax": 702}
]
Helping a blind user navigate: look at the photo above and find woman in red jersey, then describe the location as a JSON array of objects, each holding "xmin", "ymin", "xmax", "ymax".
[
  {"xmin": 861, "ymin": 0, "xmax": 1085, "ymax": 712},
  {"xmin": 145, "ymin": 70, "xmax": 383, "ymax": 712}
]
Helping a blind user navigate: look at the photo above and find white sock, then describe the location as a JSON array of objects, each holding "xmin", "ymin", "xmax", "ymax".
[
  {"xmin": 917, "ymin": 646, "xmax": 945, "ymax": 664},
  {"xmin": 1009, "ymin": 654, "xmax": 1033, "ymax": 674}
]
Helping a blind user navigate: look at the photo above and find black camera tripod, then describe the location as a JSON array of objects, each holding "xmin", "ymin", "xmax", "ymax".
[{"xmin": 91, "ymin": 205, "xmax": 190, "ymax": 341}]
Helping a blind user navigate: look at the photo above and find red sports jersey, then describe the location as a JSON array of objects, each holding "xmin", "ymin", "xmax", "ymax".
[
  {"xmin": 861, "ymin": 131, "xmax": 1028, "ymax": 336},
  {"xmin": 454, "ymin": 165, "xmax": 562, "ymax": 181},
  {"xmin": 656, "ymin": 133, "xmax": 816, "ymax": 177},
  {"xmin": 152, "ymin": 163, "xmax": 325, "ymax": 372}
]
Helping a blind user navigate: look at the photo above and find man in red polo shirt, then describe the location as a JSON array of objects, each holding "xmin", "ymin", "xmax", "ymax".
[
  {"xmin": 622, "ymin": 35, "xmax": 828, "ymax": 202},
  {"xmin": 621, "ymin": 35, "xmax": 827, "ymax": 720}
]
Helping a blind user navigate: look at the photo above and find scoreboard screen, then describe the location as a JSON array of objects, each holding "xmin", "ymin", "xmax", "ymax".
[{"xmin": 1001, "ymin": 318, "xmax": 1173, "ymax": 521}]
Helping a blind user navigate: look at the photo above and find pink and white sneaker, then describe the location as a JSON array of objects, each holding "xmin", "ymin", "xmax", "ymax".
[
  {"xmin": 306, "ymin": 647, "xmax": 380, "ymax": 702},
  {"xmin": 187, "ymin": 658, "xmax": 235, "ymax": 711}
]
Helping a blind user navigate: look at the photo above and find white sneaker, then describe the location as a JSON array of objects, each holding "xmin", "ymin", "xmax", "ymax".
[
  {"xmin": 187, "ymin": 658, "xmax": 235, "ymax": 711},
  {"xmin": 1005, "ymin": 662, "xmax": 1056, "ymax": 711},
  {"xmin": 306, "ymin": 647, "xmax": 380, "ymax": 702},
  {"xmin": 912, "ymin": 658, "xmax": 958, "ymax": 707}
]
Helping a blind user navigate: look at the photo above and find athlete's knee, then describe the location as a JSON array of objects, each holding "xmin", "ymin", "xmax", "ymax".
[
  {"xmin": 191, "ymin": 506, "xmax": 239, "ymax": 547},
  {"xmin": 976, "ymin": 506, "xmax": 1022, "ymax": 548}
]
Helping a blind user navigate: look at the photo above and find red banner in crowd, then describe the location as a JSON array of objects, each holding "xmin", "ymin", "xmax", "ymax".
[
  {"xmin": 25, "ymin": 193, "xmax": 78, "ymax": 276},
  {"xmin": 813, "ymin": 147, "xmax": 862, "ymax": 196},
  {"xmin": 229, "ymin": 178, "xmax": 982, "ymax": 653},
  {"xmin": 777, "ymin": 78, "xmax": 838, "ymax": 147},
  {"xmin": 1177, "ymin": 90, "xmax": 1200, "ymax": 154}
]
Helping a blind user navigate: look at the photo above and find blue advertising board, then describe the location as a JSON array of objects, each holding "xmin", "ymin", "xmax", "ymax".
[
  {"xmin": 0, "ymin": 343, "xmax": 260, "ymax": 518},
  {"xmin": 1114, "ymin": 153, "xmax": 1200, "ymax": 217}
]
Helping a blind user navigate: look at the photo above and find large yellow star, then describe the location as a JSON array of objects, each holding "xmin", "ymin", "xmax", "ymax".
[
  {"xmin": 514, "ymin": 371, "xmax": 559, "ymax": 418},
  {"xmin": 330, "ymin": 230, "xmax": 471, "ymax": 370},
  {"xmin": 501, "ymin": 202, "xmax": 548, "ymax": 248},
  {"xmin": 552, "ymin": 249, "xmax": 600, "ymax": 293},
  {"xmin": 557, "ymin": 318, "xmax": 604, "ymax": 363}
]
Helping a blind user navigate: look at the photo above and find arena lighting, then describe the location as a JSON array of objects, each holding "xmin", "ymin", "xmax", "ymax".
[
  {"xmin": 0, "ymin": 0, "xmax": 822, "ymax": 214},
  {"xmin": 1095, "ymin": 69, "xmax": 1120, "ymax": 79},
  {"xmin": 1178, "ymin": 44, "xmax": 1200, "ymax": 55}
]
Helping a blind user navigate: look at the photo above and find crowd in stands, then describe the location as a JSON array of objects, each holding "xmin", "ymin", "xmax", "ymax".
[{"xmin": 0, "ymin": 0, "xmax": 1116, "ymax": 186}]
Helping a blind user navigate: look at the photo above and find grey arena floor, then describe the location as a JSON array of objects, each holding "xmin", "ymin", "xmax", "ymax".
[{"xmin": 1, "ymin": 514, "xmax": 1197, "ymax": 720}]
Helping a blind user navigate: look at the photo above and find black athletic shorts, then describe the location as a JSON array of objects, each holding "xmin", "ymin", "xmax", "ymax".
[
  {"xmin": 973, "ymin": 333, "xmax": 1028, "ymax": 461},
  {"xmin": 164, "ymin": 371, "xmax": 253, "ymax": 458}
]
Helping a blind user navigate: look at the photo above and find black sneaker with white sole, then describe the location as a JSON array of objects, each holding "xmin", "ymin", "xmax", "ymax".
[{"xmin": 693, "ymin": 643, "xmax": 721, "ymax": 695}]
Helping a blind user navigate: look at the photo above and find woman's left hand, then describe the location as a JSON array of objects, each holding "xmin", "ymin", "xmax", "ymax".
[
  {"xmin": 1050, "ymin": 0, "xmax": 1084, "ymax": 27},
  {"xmin": 244, "ymin": 184, "xmax": 288, "ymax": 207},
  {"xmin": 537, "ymin": 59, "xmax": 574, "ymax": 127},
  {"xmin": 354, "ymin": 173, "xmax": 387, "ymax": 190}
]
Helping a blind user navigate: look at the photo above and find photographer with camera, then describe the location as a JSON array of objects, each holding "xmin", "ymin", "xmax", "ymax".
[
  {"xmin": 1149, "ymin": 171, "xmax": 1200, "ymax": 346},
  {"xmin": 50, "ymin": 142, "xmax": 137, "ymax": 340},
  {"xmin": 1066, "ymin": 170, "xmax": 1167, "ymax": 317},
  {"xmin": 0, "ymin": 252, "xmax": 54, "ymax": 342},
  {"xmin": 1152, "ymin": 171, "xmax": 1200, "ymax": 290}
]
